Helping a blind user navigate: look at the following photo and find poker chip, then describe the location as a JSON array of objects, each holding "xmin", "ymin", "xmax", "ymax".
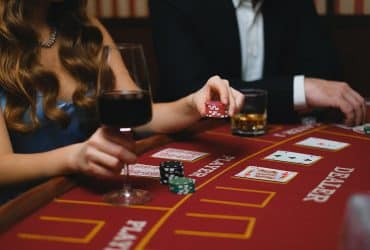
[
  {"xmin": 301, "ymin": 116, "xmax": 317, "ymax": 125},
  {"xmin": 159, "ymin": 161, "xmax": 185, "ymax": 185},
  {"xmin": 205, "ymin": 101, "xmax": 228, "ymax": 118},
  {"xmin": 364, "ymin": 126, "xmax": 370, "ymax": 135},
  {"xmin": 168, "ymin": 177, "xmax": 196, "ymax": 195},
  {"xmin": 352, "ymin": 123, "xmax": 370, "ymax": 135}
]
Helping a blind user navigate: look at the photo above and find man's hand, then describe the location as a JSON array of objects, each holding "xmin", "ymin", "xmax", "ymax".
[{"xmin": 304, "ymin": 78, "xmax": 366, "ymax": 126}]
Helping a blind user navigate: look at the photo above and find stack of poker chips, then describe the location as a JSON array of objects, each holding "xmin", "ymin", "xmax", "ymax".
[
  {"xmin": 168, "ymin": 177, "xmax": 196, "ymax": 195},
  {"xmin": 159, "ymin": 160, "xmax": 185, "ymax": 184},
  {"xmin": 205, "ymin": 101, "xmax": 228, "ymax": 118}
]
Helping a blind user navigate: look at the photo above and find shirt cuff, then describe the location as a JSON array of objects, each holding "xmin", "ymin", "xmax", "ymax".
[{"xmin": 293, "ymin": 75, "xmax": 307, "ymax": 110}]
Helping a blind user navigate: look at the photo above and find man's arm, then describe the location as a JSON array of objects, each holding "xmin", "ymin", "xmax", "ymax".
[{"xmin": 291, "ymin": 1, "xmax": 366, "ymax": 125}]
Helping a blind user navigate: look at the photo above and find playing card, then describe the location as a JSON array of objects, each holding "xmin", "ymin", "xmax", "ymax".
[
  {"xmin": 264, "ymin": 150, "xmax": 322, "ymax": 165},
  {"xmin": 151, "ymin": 148, "xmax": 209, "ymax": 161},
  {"xmin": 121, "ymin": 163, "xmax": 160, "ymax": 178},
  {"xmin": 235, "ymin": 166, "xmax": 297, "ymax": 183},
  {"xmin": 295, "ymin": 137, "xmax": 349, "ymax": 151}
]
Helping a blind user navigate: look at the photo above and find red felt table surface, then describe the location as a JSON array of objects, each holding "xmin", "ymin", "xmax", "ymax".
[{"xmin": 1, "ymin": 118, "xmax": 370, "ymax": 250}]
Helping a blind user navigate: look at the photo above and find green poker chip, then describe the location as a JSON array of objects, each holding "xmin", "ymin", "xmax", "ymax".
[
  {"xmin": 169, "ymin": 177, "xmax": 195, "ymax": 185},
  {"xmin": 168, "ymin": 177, "xmax": 196, "ymax": 195},
  {"xmin": 364, "ymin": 126, "xmax": 370, "ymax": 135}
]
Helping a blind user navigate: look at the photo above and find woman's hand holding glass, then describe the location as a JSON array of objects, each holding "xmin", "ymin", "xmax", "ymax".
[{"xmin": 68, "ymin": 127, "xmax": 137, "ymax": 180}]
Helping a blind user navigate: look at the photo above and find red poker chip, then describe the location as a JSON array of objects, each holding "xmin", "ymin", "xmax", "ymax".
[{"xmin": 205, "ymin": 101, "xmax": 228, "ymax": 118}]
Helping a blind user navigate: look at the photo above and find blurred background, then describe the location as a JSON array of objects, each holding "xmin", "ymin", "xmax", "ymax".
[{"xmin": 89, "ymin": 0, "xmax": 370, "ymax": 99}]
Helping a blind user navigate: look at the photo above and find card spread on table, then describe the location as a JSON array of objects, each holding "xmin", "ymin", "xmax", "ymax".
[
  {"xmin": 264, "ymin": 150, "xmax": 322, "ymax": 165},
  {"xmin": 121, "ymin": 164, "xmax": 160, "ymax": 178},
  {"xmin": 235, "ymin": 166, "xmax": 297, "ymax": 183},
  {"xmin": 295, "ymin": 137, "xmax": 349, "ymax": 151},
  {"xmin": 151, "ymin": 148, "xmax": 208, "ymax": 161}
]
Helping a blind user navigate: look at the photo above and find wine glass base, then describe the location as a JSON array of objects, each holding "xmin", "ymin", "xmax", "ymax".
[{"xmin": 103, "ymin": 188, "xmax": 151, "ymax": 206}]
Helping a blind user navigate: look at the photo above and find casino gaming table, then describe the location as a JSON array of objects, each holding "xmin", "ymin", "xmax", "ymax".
[{"xmin": 0, "ymin": 113, "xmax": 369, "ymax": 250}]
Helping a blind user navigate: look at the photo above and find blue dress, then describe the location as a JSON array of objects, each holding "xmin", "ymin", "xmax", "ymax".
[{"xmin": 0, "ymin": 90, "xmax": 96, "ymax": 204}]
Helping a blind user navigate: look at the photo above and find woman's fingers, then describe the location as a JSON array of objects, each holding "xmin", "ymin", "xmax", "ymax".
[
  {"xmin": 77, "ymin": 128, "xmax": 137, "ymax": 177},
  {"xmin": 101, "ymin": 127, "xmax": 136, "ymax": 152}
]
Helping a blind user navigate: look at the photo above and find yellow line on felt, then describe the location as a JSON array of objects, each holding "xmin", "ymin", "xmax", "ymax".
[
  {"xmin": 174, "ymin": 213, "xmax": 256, "ymax": 239},
  {"xmin": 199, "ymin": 187, "xmax": 276, "ymax": 208},
  {"xmin": 134, "ymin": 195, "xmax": 192, "ymax": 250},
  {"xmin": 18, "ymin": 216, "xmax": 105, "ymax": 244},
  {"xmin": 185, "ymin": 212, "xmax": 252, "ymax": 220},
  {"xmin": 135, "ymin": 125, "xmax": 328, "ymax": 249},
  {"xmin": 54, "ymin": 199, "xmax": 170, "ymax": 211}
]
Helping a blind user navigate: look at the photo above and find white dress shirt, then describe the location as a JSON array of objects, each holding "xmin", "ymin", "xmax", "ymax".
[{"xmin": 232, "ymin": 0, "xmax": 307, "ymax": 110}]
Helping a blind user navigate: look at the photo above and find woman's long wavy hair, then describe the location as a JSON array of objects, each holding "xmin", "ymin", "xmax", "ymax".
[{"xmin": 0, "ymin": 0, "xmax": 113, "ymax": 132}]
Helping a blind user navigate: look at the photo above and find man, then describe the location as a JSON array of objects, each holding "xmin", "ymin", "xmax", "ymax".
[{"xmin": 149, "ymin": 0, "xmax": 366, "ymax": 125}]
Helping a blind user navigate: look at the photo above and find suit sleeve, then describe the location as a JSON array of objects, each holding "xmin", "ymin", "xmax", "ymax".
[{"xmin": 149, "ymin": 0, "xmax": 214, "ymax": 102}]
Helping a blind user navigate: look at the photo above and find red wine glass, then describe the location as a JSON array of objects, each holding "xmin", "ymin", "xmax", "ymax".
[{"xmin": 97, "ymin": 43, "xmax": 153, "ymax": 205}]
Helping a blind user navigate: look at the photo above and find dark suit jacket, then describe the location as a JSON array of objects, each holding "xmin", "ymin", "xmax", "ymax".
[{"xmin": 149, "ymin": 0, "xmax": 340, "ymax": 123}]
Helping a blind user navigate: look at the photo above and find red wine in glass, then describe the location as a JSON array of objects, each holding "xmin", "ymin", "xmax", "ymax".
[{"xmin": 98, "ymin": 90, "xmax": 152, "ymax": 128}]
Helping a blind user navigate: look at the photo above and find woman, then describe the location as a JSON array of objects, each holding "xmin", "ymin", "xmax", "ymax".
[{"xmin": 0, "ymin": 0, "xmax": 243, "ymax": 203}]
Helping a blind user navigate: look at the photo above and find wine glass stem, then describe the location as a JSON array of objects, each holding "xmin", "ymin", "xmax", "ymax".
[
  {"xmin": 123, "ymin": 163, "xmax": 131, "ymax": 196},
  {"xmin": 121, "ymin": 128, "xmax": 133, "ymax": 197}
]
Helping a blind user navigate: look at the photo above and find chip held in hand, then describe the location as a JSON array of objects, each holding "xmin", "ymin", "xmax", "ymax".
[{"xmin": 205, "ymin": 101, "xmax": 228, "ymax": 118}]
